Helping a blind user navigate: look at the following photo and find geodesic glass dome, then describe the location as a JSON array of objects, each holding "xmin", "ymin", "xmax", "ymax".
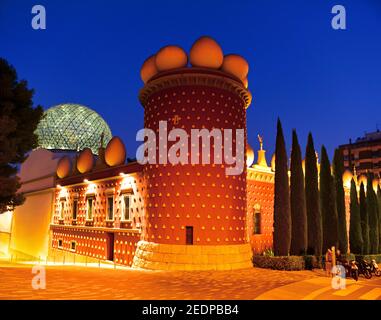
[{"xmin": 35, "ymin": 103, "xmax": 112, "ymax": 154}]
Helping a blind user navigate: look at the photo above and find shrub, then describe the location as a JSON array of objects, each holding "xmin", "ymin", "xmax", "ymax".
[
  {"xmin": 304, "ymin": 255, "xmax": 322, "ymax": 270},
  {"xmin": 262, "ymin": 248, "xmax": 274, "ymax": 257},
  {"xmin": 355, "ymin": 254, "xmax": 381, "ymax": 263},
  {"xmin": 253, "ymin": 255, "xmax": 305, "ymax": 271},
  {"xmin": 343, "ymin": 253, "xmax": 356, "ymax": 261}
]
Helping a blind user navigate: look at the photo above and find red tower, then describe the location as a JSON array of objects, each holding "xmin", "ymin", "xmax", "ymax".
[{"xmin": 132, "ymin": 38, "xmax": 253, "ymax": 270}]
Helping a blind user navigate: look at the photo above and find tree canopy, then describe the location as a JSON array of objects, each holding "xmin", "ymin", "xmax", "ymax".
[
  {"xmin": 359, "ymin": 182, "xmax": 369, "ymax": 254},
  {"xmin": 349, "ymin": 178, "xmax": 363, "ymax": 254},
  {"xmin": 332, "ymin": 149, "xmax": 348, "ymax": 253},
  {"xmin": 290, "ymin": 129, "xmax": 307, "ymax": 255},
  {"xmin": 305, "ymin": 133, "xmax": 322, "ymax": 256},
  {"xmin": 320, "ymin": 145, "xmax": 338, "ymax": 252},
  {"xmin": 0, "ymin": 58, "xmax": 43, "ymax": 212},
  {"xmin": 273, "ymin": 118, "xmax": 291, "ymax": 256}
]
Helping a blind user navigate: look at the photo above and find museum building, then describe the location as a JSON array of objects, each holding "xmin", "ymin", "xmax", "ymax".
[
  {"xmin": 1, "ymin": 36, "xmax": 360, "ymax": 271},
  {"xmin": 48, "ymin": 37, "xmax": 276, "ymax": 270}
]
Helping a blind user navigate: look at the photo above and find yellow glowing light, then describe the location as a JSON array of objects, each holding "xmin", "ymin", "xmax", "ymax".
[
  {"xmin": 58, "ymin": 187, "xmax": 68, "ymax": 198},
  {"xmin": 86, "ymin": 183, "xmax": 96, "ymax": 194}
]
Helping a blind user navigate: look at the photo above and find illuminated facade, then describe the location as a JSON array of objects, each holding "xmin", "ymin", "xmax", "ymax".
[
  {"xmin": 35, "ymin": 103, "xmax": 112, "ymax": 155},
  {"xmin": 247, "ymin": 164, "xmax": 274, "ymax": 254},
  {"xmin": 47, "ymin": 37, "xmax": 271, "ymax": 271},
  {"xmin": 51, "ymin": 163, "xmax": 143, "ymax": 266},
  {"xmin": 2, "ymin": 37, "xmax": 363, "ymax": 270},
  {"xmin": 340, "ymin": 130, "xmax": 381, "ymax": 177},
  {"xmin": 50, "ymin": 145, "xmax": 274, "ymax": 269},
  {"xmin": 0, "ymin": 149, "xmax": 70, "ymax": 260}
]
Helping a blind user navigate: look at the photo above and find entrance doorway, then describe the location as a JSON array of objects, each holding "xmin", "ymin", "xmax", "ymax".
[{"xmin": 186, "ymin": 226, "xmax": 193, "ymax": 245}]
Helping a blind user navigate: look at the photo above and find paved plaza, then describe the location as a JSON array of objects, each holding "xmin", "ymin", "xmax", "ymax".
[{"xmin": 0, "ymin": 261, "xmax": 380, "ymax": 300}]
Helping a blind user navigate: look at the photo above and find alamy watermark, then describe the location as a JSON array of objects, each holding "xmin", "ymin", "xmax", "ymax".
[
  {"xmin": 331, "ymin": 265, "xmax": 346, "ymax": 290},
  {"xmin": 136, "ymin": 121, "xmax": 245, "ymax": 176},
  {"xmin": 31, "ymin": 265, "xmax": 46, "ymax": 290},
  {"xmin": 31, "ymin": 5, "xmax": 46, "ymax": 30},
  {"xmin": 331, "ymin": 5, "xmax": 346, "ymax": 30}
]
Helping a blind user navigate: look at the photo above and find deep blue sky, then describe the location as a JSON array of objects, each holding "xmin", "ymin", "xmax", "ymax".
[{"xmin": 1, "ymin": 0, "xmax": 381, "ymax": 160}]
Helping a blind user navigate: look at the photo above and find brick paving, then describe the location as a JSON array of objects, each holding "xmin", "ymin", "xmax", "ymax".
[{"xmin": 0, "ymin": 262, "xmax": 320, "ymax": 300}]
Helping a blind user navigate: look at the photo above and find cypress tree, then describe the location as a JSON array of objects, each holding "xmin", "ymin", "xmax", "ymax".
[
  {"xmin": 273, "ymin": 118, "xmax": 291, "ymax": 256},
  {"xmin": 377, "ymin": 186, "xmax": 381, "ymax": 253},
  {"xmin": 367, "ymin": 174, "xmax": 379, "ymax": 254},
  {"xmin": 359, "ymin": 182, "xmax": 369, "ymax": 254},
  {"xmin": 333, "ymin": 149, "xmax": 348, "ymax": 253},
  {"xmin": 305, "ymin": 133, "xmax": 322, "ymax": 256},
  {"xmin": 349, "ymin": 178, "xmax": 363, "ymax": 254},
  {"xmin": 320, "ymin": 145, "xmax": 339, "ymax": 252},
  {"xmin": 375, "ymin": 185, "xmax": 381, "ymax": 254},
  {"xmin": 290, "ymin": 129, "xmax": 307, "ymax": 255}
]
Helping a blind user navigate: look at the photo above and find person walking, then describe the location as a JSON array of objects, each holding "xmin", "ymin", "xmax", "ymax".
[{"xmin": 325, "ymin": 248, "xmax": 333, "ymax": 277}]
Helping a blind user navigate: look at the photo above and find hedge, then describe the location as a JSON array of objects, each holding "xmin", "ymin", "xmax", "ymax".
[
  {"xmin": 253, "ymin": 255, "xmax": 305, "ymax": 271},
  {"xmin": 355, "ymin": 254, "xmax": 381, "ymax": 263},
  {"xmin": 304, "ymin": 255, "xmax": 322, "ymax": 270},
  {"xmin": 343, "ymin": 253, "xmax": 356, "ymax": 261},
  {"xmin": 253, "ymin": 253, "xmax": 363, "ymax": 271}
]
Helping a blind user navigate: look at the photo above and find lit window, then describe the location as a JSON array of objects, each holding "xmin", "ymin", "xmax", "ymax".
[
  {"xmin": 59, "ymin": 200, "xmax": 65, "ymax": 220},
  {"xmin": 253, "ymin": 211, "xmax": 261, "ymax": 235},
  {"xmin": 122, "ymin": 194, "xmax": 131, "ymax": 221},
  {"xmin": 72, "ymin": 199, "xmax": 78, "ymax": 220},
  {"xmin": 86, "ymin": 197, "xmax": 94, "ymax": 220},
  {"xmin": 107, "ymin": 196, "xmax": 114, "ymax": 221}
]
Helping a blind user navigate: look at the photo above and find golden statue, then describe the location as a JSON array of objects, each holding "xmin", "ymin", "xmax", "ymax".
[
  {"xmin": 257, "ymin": 134, "xmax": 263, "ymax": 150},
  {"xmin": 256, "ymin": 134, "xmax": 268, "ymax": 167}
]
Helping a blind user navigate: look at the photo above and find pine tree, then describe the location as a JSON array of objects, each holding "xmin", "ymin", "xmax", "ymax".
[
  {"xmin": 359, "ymin": 182, "xmax": 369, "ymax": 254},
  {"xmin": 333, "ymin": 149, "xmax": 348, "ymax": 253},
  {"xmin": 290, "ymin": 129, "xmax": 307, "ymax": 255},
  {"xmin": 367, "ymin": 174, "xmax": 379, "ymax": 254},
  {"xmin": 0, "ymin": 58, "xmax": 43, "ymax": 213},
  {"xmin": 305, "ymin": 133, "xmax": 322, "ymax": 256},
  {"xmin": 273, "ymin": 118, "xmax": 291, "ymax": 256},
  {"xmin": 320, "ymin": 145, "xmax": 339, "ymax": 252},
  {"xmin": 349, "ymin": 178, "xmax": 363, "ymax": 254}
]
